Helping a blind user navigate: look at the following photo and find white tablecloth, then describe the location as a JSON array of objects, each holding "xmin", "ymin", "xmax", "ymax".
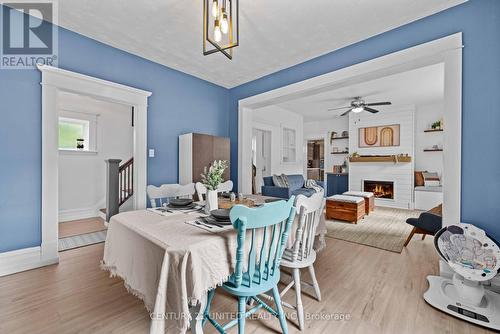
[{"xmin": 101, "ymin": 196, "xmax": 326, "ymax": 334}]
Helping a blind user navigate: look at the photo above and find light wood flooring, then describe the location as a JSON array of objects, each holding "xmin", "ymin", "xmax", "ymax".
[
  {"xmin": 0, "ymin": 234, "xmax": 494, "ymax": 334},
  {"xmin": 59, "ymin": 217, "xmax": 107, "ymax": 238}
]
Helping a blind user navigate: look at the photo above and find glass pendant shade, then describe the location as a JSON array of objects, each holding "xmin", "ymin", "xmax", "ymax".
[
  {"xmin": 221, "ymin": 13, "xmax": 229, "ymax": 34},
  {"xmin": 211, "ymin": 0, "xmax": 218, "ymax": 17}
]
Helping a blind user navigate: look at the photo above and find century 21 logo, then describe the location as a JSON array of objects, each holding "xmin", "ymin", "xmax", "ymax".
[{"xmin": 2, "ymin": 2, "xmax": 53, "ymax": 54}]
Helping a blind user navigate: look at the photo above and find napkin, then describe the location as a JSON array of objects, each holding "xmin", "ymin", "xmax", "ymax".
[
  {"xmin": 147, "ymin": 207, "xmax": 181, "ymax": 217},
  {"xmin": 185, "ymin": 218, "xmax": 233, "ymax": 233}
]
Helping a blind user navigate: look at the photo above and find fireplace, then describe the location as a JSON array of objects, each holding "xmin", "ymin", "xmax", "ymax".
[{"xmin": 364, "ymin": 180, "xmax": 394, "ymax": 199}]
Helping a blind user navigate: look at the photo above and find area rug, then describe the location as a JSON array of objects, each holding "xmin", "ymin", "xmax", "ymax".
[
  {"xmin": 325, "ymin": 207, "xmax": 421, "ymax": 253},
  {"xmin": 59, "ymin": 230, "xmax": 107, "ymax": 251}
]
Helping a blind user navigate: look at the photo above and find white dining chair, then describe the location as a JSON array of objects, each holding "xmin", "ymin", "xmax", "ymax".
[
  {"xmin": 195, "ymin": 182, "xmax": 207, "ymax": 201},
  {"xmin": 195, "ymin": 180, "xmax": 233, "ymax": 201},
  {"xmin": 147, "ymin": 183, "xmax": 195, "ymax": 207},
  {"xmin": 279, "ymin": 190, "xmax": 324, "ymax": 330},
  {"xmin": 218, "ymin": 180, "xmax": 233, "ymax": 193}
]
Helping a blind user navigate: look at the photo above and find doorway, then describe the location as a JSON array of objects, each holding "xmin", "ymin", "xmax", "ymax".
[
  {"xmin": 38, "ymin": 64, "xmax": 151, "ymax": 266},
  {"xmin": 238, "ymin": 33, "xmax": 462, "ymax": 228},
  {"xmin": 252, "ymin": 128, "xmax": 271, "ymax": 194},
  {"xmin": 57, "ymin": 91, "xmax": 134, "ymax": 251},
  {"xmin": 306, "ymin": 139, "xmax": 324, "ymax": 182}
]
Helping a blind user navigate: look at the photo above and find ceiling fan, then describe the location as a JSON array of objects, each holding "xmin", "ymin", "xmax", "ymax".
[{"xmin": 328, "ymin": 97, "xmax": 392, "ymax": 116}]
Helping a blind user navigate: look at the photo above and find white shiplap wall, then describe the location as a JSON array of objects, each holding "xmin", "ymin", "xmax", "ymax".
[{"xmin": 348, "ymin": 106, "xmax": 415, "ymax": 209}]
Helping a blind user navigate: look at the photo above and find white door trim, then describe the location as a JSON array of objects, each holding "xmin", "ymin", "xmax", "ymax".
[
  {"xmin": 238, "ymin": 33, "xmax": 462, "ymax": 227},
  {"xmin": 0, "ymin": 65, "xmax": 152, "ymax": 277}
]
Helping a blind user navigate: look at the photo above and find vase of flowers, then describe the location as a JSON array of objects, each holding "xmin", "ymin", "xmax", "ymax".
[{"xmin": 200, "ymin": 160, "xmax": 228, "ymax": 214}]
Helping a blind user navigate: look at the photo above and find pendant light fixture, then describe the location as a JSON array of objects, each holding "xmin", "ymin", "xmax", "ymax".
[{"xmin": 203, "ymin": 0, "xmax": 239, "ymax": 60}]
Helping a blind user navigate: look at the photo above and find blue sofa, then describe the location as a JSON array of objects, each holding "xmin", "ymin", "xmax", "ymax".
[{"xmin": 261, "ymin": 174, "xmax": 324, "ymax": 199}]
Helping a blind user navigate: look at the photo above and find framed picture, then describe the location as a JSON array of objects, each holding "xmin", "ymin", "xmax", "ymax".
[{"xmin": 358, "ymin": 124, "xmax": 400, "ymax": 148}]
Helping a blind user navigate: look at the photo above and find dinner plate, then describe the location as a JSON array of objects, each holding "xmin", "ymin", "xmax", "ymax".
[
  {"xmin": 264, "ymin": 198, "xmax": 283, "ymax": 203},
  {"xmin": 166, "ymin": 202, "xmax": 197, "ymax": 210},
  {"xmin": 169, "ymin": 198, "xmax": 194, "ymax": 207},
  {"xmin": 210, "ymin": 209, "xmax": 231, "ymax": 222}
]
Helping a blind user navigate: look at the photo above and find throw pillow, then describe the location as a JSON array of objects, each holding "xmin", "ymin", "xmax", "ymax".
[
  {"xmin": 415, "ymin": 171, "xmax": 425, "ymax": 187},
  {"xmin": 272, "ymin": 174, "xmax": 287, "ymax": 187},
  {"xmin": 422, "ymin": 171, "xmax": 441, "ymax": 187},
  {"xmin": 280, "ymin": 174, "xmax": 290, "ymax": 187},
  {"xmin": 422, "ymin": 171, "xmax": 440, "ymax": 180}
]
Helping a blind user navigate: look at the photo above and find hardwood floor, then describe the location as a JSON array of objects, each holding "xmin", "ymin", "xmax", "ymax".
[
  {"xmin": 59, "ymin": 217, "xmax": 107, "ymax": 238},
  {"xmin": 0, "ymin": 235, "xmax": 494, "ymax": 334}
]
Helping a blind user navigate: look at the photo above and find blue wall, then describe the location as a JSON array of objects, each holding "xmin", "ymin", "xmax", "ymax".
[
  {"xmin": 0, "ymin": 9, "xmax": 229, "ymax": 252},
  {"xmin": 1, "ymin": 0, "xmax": 500, "ymax": 253},
  {"xmin": 229, "ymin": 0, "xmax": 500, "ymax": 241}
]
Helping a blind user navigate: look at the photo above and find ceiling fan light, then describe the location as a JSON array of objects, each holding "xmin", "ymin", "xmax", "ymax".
[{"xmin": 352, "ymin": 107, "xmax": 364, "ymax": 113}]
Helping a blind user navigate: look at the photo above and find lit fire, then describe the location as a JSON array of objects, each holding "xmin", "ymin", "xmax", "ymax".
[{"xmin": 365, "ymin": 182, "xmax": 394, "ymax": 199}]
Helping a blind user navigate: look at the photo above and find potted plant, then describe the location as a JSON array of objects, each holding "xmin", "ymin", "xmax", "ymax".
[
  {"xmin": 431, "ymin": 120, "xmax": 442, "ymax": 130},
  {"xmin": 200, "ymin": 160, "xmax": 228, "ymax": 213}
]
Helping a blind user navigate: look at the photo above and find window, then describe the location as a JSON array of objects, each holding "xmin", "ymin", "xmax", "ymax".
[
  {"xmin": 59, "ymin": 117, "xmax": 90, "ymax": 150},
  {"xmin": 282, "ymin": 127, "xmax": 296, "ymax": 163},
  {"xmin": 58, "ymin": 110, "xmax": 98, "ymax": 153}
]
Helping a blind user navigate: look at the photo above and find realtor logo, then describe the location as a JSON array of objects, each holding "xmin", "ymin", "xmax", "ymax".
[{"xmin": 1, "ymin": 1, "xmax": 58, "ymax": 69}]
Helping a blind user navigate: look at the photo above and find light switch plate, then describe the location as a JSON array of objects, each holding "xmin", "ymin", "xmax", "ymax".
[{"xmin": 148, "ymin": 149, "xmax": 155, "ymax": 158}]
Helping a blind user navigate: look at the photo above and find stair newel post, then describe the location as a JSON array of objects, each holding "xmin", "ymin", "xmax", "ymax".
[{"xmin": 105, "ymin": 159, "xmax": 122, "ymax": 222}]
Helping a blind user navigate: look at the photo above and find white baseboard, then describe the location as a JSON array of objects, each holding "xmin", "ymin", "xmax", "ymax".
[
  {"xmin": 59, "ymin": 197, "xmax": 106, "ymax": 222},
  {"xmin": 0, "ymin": 246, "xmax": 59, "ymax": 277},
  {"xmin": 59, "ymin": 207, "xmax": 99, "ymax": 222}
]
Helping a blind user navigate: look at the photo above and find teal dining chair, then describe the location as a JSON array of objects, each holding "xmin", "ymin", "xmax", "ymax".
[{"xmin": 203, "ymin": 197, "xmax": 296, "ymax": 334}]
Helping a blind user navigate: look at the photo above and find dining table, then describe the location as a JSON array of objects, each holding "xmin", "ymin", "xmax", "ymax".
[{"xmin": 101, "ymin": 194, "xmax": 326, "ymax": 334}]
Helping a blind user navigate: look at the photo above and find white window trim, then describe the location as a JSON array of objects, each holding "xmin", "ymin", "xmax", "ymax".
[
  {"xmin": 282, "ymin": 126, "xmax": 297, "ymax": 164},
  {"xmin": 58, "ymin": 109, "xmax": 99, "ymax": 152},
  {"xmin": 58, "ymin": 149, "xmax": 98, "ymax": 155}
]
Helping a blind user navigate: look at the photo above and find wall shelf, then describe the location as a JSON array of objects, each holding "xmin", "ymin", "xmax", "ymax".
[
  {"xmin": 423, "ymin": 149, "xmax": 443, "ymax": 152},
  {"xmin": 331, "ymin": 136, "xmax": 349, "ymax": 140},
  {"xmin": 424, "ymin": 129, "xmax": 444, "ymax": 133},
  {"xmin": 331, "ymin": 151, "xmax": 349, "ymax": 155},
  {"xmin": 349, "ymin": 155, "xmax": 412, "ymax": 163}
]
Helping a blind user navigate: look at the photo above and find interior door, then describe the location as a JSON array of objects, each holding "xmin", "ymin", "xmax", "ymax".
[{"xmin": 252, "ymin": 129, "xmax": 271, "ymax": 193}]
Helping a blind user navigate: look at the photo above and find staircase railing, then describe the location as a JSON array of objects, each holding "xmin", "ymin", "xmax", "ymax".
[
  {"xmin": 105, "ymin": 157, "xmax": 134, "ymax": 222},
  {"xmin": 119, "ymin": 157, "xmax": 134, "ymax": 205}
]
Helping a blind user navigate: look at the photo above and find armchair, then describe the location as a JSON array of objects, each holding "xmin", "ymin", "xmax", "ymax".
[{"xmin": 404, "ymin": 204, "xmax": 442, "ymax": 246}]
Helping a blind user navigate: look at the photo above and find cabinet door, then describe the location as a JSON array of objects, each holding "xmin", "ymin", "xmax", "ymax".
[
  {"xmin": 213, "ymin": 135, "xmax": 230, "ymax": 181},
  {"xmin": 338, "ymin": 175, "xmax": 349, "ymax": 194},
  {"xmin": 327, "ymin": 175, "xmax": 335, "ymax": 196},
  {"xmin": 327, "ymin": 174, "xmax": 349, "ymax": 196},
  {"xmin": 192, "ymin": 134, "xmax": 230, "ymax": 183},
  {"xmin": 192, "ymin": 134, "xmax": 214, "ymax": 183}
]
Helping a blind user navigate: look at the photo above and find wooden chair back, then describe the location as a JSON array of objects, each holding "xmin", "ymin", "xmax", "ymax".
[
  {"xmin": 290, "ymin": 190, "xmax": 324, "ymax": 261},
  {"xmin": 146, "ymin": 183, "xmax": 195, "ymax": 207},
  {"xmin": 229, "ymin": 197, "xmax": 296, "ymax": 289}
]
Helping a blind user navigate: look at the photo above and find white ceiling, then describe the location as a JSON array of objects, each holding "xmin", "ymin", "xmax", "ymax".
[
  {"xmin": 277, "ymin": 63, "xmax": 445, "ymax": 121},
  {"xmin": 56, "ymin": 0, "xmax": 465, "ymax": 88}
]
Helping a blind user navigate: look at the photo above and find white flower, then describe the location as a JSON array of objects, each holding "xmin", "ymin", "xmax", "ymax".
[{"xmin": 200, "ymin": 160, "xmax": 229, "ymax": 191}]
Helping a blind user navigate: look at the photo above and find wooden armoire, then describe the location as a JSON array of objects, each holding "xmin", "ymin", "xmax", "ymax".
[{"xmin": 178, "ymin": 133, "xmax": 230, "ymax": 184}]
